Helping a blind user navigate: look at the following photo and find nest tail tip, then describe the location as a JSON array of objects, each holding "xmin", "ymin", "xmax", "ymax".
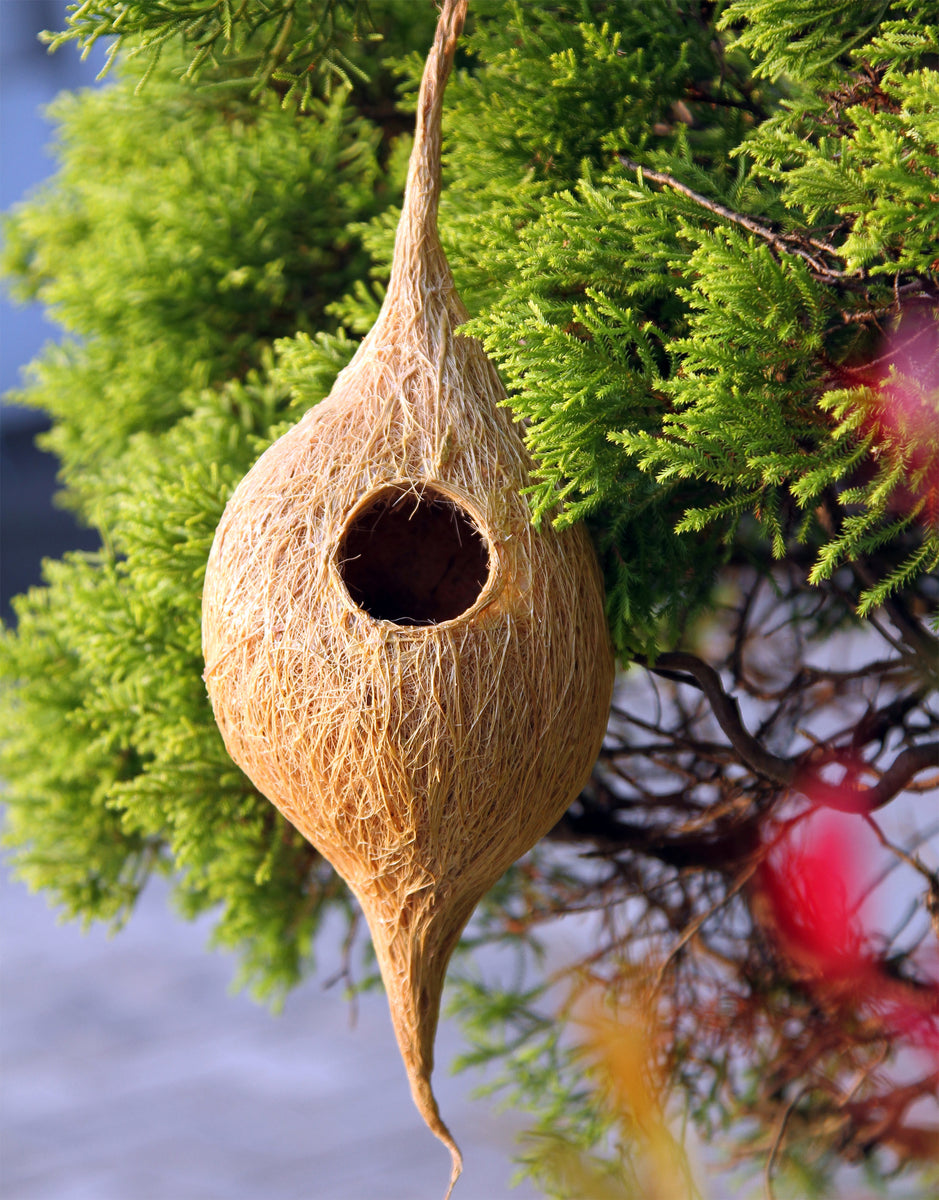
[{"xmin": 411, "ymin": 1068, "xmax": 463, "ymax": 1199}]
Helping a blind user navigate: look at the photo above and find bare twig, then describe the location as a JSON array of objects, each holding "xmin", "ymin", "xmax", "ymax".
[
  {"xmin": 644, "ymin": 651, "xmax": 796, "ymax": 786},
  {"xmin": 638, "ymin": 651, "xmax": 937, "ymax": 812},
  {"xmin": 616, "ymin": 155, "xmax": 856, "ymax": 283},
  {"xmin": 764, "ymin": 1088, "xmax": 806, "ymax": 1200}
]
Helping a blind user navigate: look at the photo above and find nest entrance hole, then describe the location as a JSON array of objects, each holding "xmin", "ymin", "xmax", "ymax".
[{"xmin": 338, "ymin": 486, "xmax": 491, "ymax": 626}]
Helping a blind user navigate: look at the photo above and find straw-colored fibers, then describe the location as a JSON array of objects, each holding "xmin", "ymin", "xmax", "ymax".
[{"xmin": 202, "ymin": 2, "xmax": 614, "ymax": 1194}]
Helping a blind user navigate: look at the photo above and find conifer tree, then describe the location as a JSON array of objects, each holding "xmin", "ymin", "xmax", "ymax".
[{"xmin": 3, "ymin": 1, "xmax": 938, "ymax": 1195}]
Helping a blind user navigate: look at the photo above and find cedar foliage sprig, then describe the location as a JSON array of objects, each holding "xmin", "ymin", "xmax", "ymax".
[
  {"xmin": 46, "ymin": 0, "xmax": 379, "ymax": 105},
  {"xmin": 2, "ymin": 68, "xmax": 383, "ymax": 522}
]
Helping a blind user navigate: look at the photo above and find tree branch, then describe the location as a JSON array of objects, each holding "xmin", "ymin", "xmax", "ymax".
[
  {"xmin": 616, "ymin": 155, "xmax": 855, "ymax": 284},
  {"xmin": 641, "ymin": 652, "xmax": 939, "ymax": 812},
  {"xmin": 645, "ymin": 651, "xmax": 796, "ymax": 787},
  {"xmin": 811, "ymin": 743, "xmax": 939, "ymax": 813}
]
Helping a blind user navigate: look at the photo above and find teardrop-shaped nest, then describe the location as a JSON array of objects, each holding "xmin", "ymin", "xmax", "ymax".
[{"xmin": 202, "ymin": 1, "xmax": 614, "ymax": 1193}]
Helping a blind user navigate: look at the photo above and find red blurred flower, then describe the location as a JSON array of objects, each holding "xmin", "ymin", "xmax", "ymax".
[
  {"xmin": 761, "ymin": 808, "xmax": 873, "ymax": 981},
  {"xmin": 759, "ymin": 802, "xmax": 939, "ymax": 1064},
  {"xmin": 850, "ymin": 308, "xmax": 939, "ymax": 526}
]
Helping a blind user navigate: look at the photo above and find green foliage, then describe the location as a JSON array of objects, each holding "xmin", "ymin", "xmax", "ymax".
[
  {"xmin": 2, "ymin": 61, "xmax": 383, "ymax": 520},
  {"xmin": 1, "ymin": 360, "xmax": 351, "ymax": 1003},
  {"xmin": 433, "ymin": 0, "xmax": 938, "ymax": 641},
  {"xmin": 48, "ymin": 0, "xmax": 381, "ymax": 105},
  {"xmin": 2, "ymin": 0, "xmax": 938, "ymax": 1191},
  {"xmin": 746, "ymin": 67, "xmax": 939, "ymax": 276},
  {"xmin": 458, "ymin": 178, "xmax": 725, "ymax": 655},
  {"xmin": 0, "ymin": 33, "xmax": 380, "ymax": 1000},
  {"xmin": 718, "ymin": 0, "xmax": 909, "ymax": 84},
  {"xmin": 451, "ymin": 971, "xmax": 627, "ymax": 1199}
]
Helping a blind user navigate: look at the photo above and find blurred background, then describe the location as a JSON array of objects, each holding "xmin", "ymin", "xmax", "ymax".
[
  {"xmin": 1, "ymin": 0, "xmax": 99, "ymax": 624},
  {"xmin": 0, "ymin": 5, "xmax": 539, "ymax": 1196}
]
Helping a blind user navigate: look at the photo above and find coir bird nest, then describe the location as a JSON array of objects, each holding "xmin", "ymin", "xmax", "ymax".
[{"xmin": 202, "ymin": 1, "xmax": 614, "ymax": 1193}]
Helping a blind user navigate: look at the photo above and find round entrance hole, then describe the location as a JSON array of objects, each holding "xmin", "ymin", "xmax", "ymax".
[{"xmin": 337, "ymin": 486, "xmax": 491, "ymax": 626}]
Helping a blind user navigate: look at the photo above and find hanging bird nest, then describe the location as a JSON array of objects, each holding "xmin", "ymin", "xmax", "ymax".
[{"xmin": 202, "ymin": 1, "xmax": 614, "ymax": 1193}]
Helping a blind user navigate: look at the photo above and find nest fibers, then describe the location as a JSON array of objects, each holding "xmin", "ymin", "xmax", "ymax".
[{"xmin": 202, "ymin": 1, "xmax": 614, "ymax": 1193}]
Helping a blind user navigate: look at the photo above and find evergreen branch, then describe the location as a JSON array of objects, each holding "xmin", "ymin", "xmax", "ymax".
[
  {"xmin": 817, "ymin": 497, "xmax": 939, "ymax": 659},
  {"xmin": 42, "ymin": 0, "xmax": 379, "ymax": 104},
  {"xmin": 6, "ymin": 3, "xmax": 939, "ymax": 1190},
  {"xmin": 717, "ymin": 0, "xmax": 895, "ymax": 85},
  {"xmin": 616, "ymin": 155, "xmax": 856, "ymax": 284},
  {"xmin": 840, "ymin": 281, "xmax": 939, "ymax": 323}
]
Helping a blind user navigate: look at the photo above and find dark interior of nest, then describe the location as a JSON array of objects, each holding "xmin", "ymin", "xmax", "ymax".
[{"xmin": 337, "ymin": 485, "xmax": 491, "ymax": 626}]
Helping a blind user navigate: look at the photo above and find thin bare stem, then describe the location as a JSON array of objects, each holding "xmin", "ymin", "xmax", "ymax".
[{"xmin": 616, "ymin": 156, "xmax": 855, "ymax": 283}]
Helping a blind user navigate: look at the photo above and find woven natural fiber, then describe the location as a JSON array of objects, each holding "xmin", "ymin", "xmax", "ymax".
[{"xmin": 202, "ymin": 1, "xmax": 614, "ymax": 1193}]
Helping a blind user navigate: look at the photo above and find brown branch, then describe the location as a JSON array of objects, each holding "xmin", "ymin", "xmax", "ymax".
[
  {"xmin": 764, "ymin": 1088, "xmax": 805, "ymax": 1200},
  {"xmin": 805, "ymin": 743, "xmax": 939, "ymax": 812},
  {"xmin": 639, "ymin": 652, "xmax": 938, "ymax": 813},
  {"xmin": 645, "ymin": 652, "xmax": 797, "ymax": 787},
  {"xmin": 864, "ymin": 810, "xmax": 939, "ymax": 893},
  {"xmin": 842, "ymin": 1072, "xmax": 939, "ymax": 1160},
  {"xmin": 652, "ymin": 861, "xmax": 760, "ymax": 992},
  {"xmin": 559, "ymin": 805, "xmax": 762, "ymax": 868},
  {"xmin": 615, "ymin": 156, "xmax": 855, "ymax": 283},
  {"xmin": 685, "ymin": 83, "xmax": 764, "ymax": 115},
  {"xmin": 841, "ymin": 282, "xmax": 939, "ymax": 323}
]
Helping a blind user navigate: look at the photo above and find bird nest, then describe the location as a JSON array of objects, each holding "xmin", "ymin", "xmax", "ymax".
[{"xmin": 201, "ymin": 1, "xmax": 614, "ymax": 1193}]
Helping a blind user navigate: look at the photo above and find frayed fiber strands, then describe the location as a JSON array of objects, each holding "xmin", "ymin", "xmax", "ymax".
[{"xmin": 201, "ymin": 0, "xmax": 614, "ymax": 1193}]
